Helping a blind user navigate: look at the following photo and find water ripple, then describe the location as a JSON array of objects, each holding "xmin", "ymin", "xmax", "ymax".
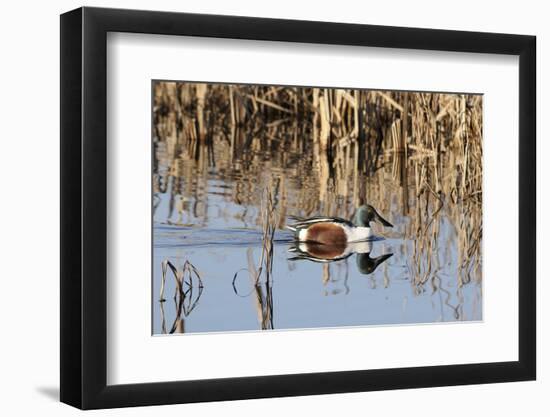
[{"xmin": 154, "ymin": 224, "xmax": 294, "ymax": 248}]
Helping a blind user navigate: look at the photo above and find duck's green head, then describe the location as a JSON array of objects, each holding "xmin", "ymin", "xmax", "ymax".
[{"xmin": 353, "ymin": 205, "xmax": 394, "ymax": 228}]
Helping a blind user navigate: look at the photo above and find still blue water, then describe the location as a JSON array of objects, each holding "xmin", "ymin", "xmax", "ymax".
[{"xmin": 152, "ymin": 178, "xmax": 482, "ymax": 335}]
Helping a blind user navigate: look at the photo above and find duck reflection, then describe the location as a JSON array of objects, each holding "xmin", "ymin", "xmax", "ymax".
[{"xmin": 288, "ymin": 240, "xmax": 393, "ymax": 275}]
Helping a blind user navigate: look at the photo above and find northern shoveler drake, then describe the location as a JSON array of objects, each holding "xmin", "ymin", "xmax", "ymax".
[{"xmin": 286, "ymin": 204, "xmax": 393, "ymax": 244}]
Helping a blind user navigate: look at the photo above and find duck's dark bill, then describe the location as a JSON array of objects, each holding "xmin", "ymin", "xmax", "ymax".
[{"xmin": 375, "ymin": 214, "xmax": 394, "ymax": 228}]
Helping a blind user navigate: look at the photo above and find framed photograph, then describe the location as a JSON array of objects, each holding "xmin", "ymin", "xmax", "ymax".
[{"xmin": 60, "ymin": 6, "xmax": 536, "ymax": 409}]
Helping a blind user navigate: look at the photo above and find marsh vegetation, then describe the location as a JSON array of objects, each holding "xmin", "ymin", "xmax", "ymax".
[{"xmin": 152, "ymin": 81, "xmax": 482, "ymax": 334}]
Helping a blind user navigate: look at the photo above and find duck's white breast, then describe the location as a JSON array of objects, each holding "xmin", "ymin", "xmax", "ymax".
[
  {"xmin": 298, "ymin": 228, "xmax": 309, "ymax": 241},
  {"xmin": 345, "ymin": 226, "xmax": 372, "ymax": 242}
]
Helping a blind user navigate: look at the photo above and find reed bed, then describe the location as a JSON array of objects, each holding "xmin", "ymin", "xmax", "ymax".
[{"xmin": 153, "ymin": 81, "xmax": 483, "ymax": 296}]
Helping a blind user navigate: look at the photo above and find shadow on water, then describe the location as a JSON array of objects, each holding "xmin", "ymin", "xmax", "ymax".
[{"xmin": 152, "ymin": 82, "xmax": 483, "ymax": 334}]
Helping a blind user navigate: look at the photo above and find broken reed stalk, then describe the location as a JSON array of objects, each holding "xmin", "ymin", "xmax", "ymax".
[
  {"xmin": 253, "ymin": 186, "xmax": 277, "ymax": 329},
  {"xmin": 159, "ymin": 259, "xmax": 204, "ymax": 310},
  {"xmin": 158, "ymin": 259, "xmax": 204, "ymax": 335},
  {"xmin": 258, "ymin": 186, "xmax": 277, "ymax": 283},
  {"xmin": 230, "ymin": 186, "xmax": 278, "ymax": 329}
]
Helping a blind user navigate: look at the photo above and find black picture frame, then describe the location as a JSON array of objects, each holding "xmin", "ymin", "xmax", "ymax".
[{"xmin": 60, "ymin": 6, "xmax": 536, "ymax": 410}]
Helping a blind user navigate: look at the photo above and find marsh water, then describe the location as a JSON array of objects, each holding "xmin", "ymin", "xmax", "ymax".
[{"xmin": 152, "ymin": 82, "xmax": 483, "ymax": 335}]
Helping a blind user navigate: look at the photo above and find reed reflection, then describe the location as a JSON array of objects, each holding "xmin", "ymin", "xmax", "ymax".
[{"xmin": 158, "ymin": 260, "xmax": 204, "ymax": 334}]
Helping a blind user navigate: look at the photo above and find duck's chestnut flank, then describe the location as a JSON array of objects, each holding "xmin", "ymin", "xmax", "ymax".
[{"xmin": 303, "ymin": 223, "xmax": 348, "ymax": 245}]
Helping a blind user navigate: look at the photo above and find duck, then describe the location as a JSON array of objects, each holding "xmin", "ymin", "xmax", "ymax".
[{"xmin": 286, "ymin": 204, "xmax": 393, "ymax": 244}]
